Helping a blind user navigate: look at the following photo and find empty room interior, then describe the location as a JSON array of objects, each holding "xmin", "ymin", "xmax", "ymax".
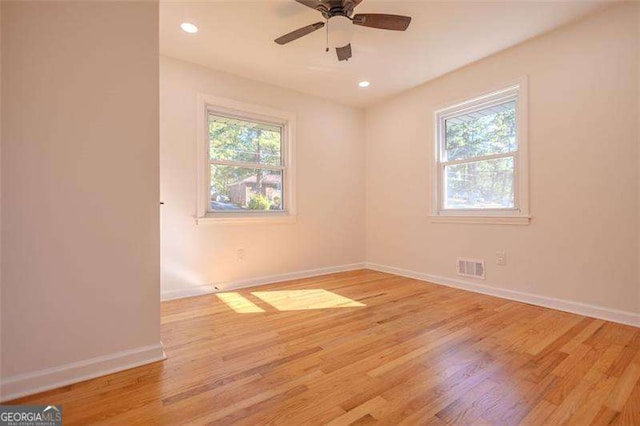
[{"xmin": 1, "ymin": 0, "xmax": 640, "ymax": 424}]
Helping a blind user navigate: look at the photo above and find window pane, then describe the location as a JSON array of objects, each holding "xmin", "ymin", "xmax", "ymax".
[
  {"xmin": 210, "ymin": 165, "xmax": 283, "ymax": 211},
  {"xmin": 445, "ymin": 100, "xmax": 516, "ymax": 162},
  {"xmin": 209, "ymin": 114, "xmax": 282, "ymax": 166},
  {"xmin": 444, "ymin": 157, "xmax": 514, "ymax": 209}
]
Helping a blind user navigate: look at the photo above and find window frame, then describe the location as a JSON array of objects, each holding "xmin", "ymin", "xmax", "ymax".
[
  {"xmin": 432, "ymin": 79, "xmax": 530, "ymax": 225},
  {"xmin": 196, "ymin": 94, "xmax": 296, "ymax": 224}
]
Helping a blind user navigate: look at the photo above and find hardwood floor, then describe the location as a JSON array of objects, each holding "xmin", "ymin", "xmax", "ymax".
[{"xmin": 10, "ymin": 270, "xmax": 640, "ymax": 424}]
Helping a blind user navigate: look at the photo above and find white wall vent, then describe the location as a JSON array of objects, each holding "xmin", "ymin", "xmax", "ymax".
[{"xmin": 457, "ymin": 258, "xmax": 485, "ymax": 279}]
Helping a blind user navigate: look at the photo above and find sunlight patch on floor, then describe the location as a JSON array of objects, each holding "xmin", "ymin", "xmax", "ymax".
[
  {"xmin": 251, "ymin": 289, "xmax": 365, "ymax": 311},
  {"xmin": 217, "ymin": 292, "xmax": 265, "ymax": 313}
]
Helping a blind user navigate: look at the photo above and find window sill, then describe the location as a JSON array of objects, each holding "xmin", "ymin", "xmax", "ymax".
[
  {"xmin": 195, "ymin": 213, "xmax": 297, "ymax": 225},
  {"xmin": 429, "ymin": 215, "xmax": 530, "ymax": 225}
]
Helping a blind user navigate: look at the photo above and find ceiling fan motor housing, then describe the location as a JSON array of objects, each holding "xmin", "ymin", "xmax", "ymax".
[{"xmin": 317, "ymin": 0, "xmax": 359, "ymax": 19}]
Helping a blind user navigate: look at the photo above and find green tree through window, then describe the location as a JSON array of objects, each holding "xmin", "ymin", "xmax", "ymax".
[
  {"xmin": 208, "ymin": 114, "xmax": 284, "ymax": 211},
  {"xmin": 438, "ymin": 98, "xmax": 519, "ymax": 211}
]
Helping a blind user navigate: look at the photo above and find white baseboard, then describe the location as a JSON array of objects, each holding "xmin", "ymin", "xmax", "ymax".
[
  {"xmin": 365, "ymin": 262, "xmax": 640, "ymax": 328},
  {"xmin": 0, "ymin": 342, "xmax": 166, "ymax": 402},
  {"xmin": 161, "ymin": 284, "xmax": 215, "ymax": 301},
  {"xmin": 161, "ymin": 262, "xmax": 367, "ymax": 301}
]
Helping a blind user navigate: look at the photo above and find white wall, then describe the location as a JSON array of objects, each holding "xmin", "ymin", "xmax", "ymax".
[
  {"xmin": 366, "ymin": 4, "xmax": 640, "ymax": 314},
  {"xmin": 160, "ymin": 56, "xmax": 366, "ymax": 298},
  {"xmin": 0, "ymin": 1, "xmax": 3, "ymax": 385},
  {"xmin": 1, "ymin": 1, "xmax": 163, "ymax": 400},
  {"xmin": 637, "ymin": 4, "xmax": 640, "ymax": 315}
]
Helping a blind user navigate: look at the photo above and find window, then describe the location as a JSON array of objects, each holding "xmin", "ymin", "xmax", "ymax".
[
  {"xmin": 197, "ymin": 95, "xmax": 296, "ymax": 223},
  {"xmin": 433, "ymin": 82, "xmax": 529, "ymax": 224},
  {"xmin": 209, "ymin": 115, "xmax": 284, "ymax": 212}
]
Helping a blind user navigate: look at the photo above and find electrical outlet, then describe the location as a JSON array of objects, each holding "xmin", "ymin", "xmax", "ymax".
[
  {"xmin": 496, "ymin": 251, "xmax": 507, "ymax": 266},
  {"xmin": 237, "ymin": 249, "xmax": 245, "ymax": 261}
]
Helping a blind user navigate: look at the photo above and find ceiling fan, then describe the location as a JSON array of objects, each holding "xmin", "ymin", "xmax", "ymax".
[{"xmin": 274, "ymin": 0, "xmax": 412, "ymax": 61}]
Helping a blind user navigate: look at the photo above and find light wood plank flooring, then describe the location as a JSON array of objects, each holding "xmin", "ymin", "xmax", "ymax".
[{"xmin": 10, "ymin": 270, "xmax": 640, "ymax": 424}]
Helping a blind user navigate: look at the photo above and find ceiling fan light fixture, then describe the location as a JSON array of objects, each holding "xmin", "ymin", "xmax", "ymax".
[
  {"xmin": 180, "ymin": 22, "xmax": 198, "ymax": 34},
  {"xmin": 329, "ymin": 16, "xmax": 354, "ymax": 48}
]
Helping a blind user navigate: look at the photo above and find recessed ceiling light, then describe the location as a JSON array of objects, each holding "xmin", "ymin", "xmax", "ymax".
[
  {"xmin": 358, "ymin": 81, "xmax": 371, "ymax": 88},
  {"xmin": 181, "ymin": 22, "xmax": 198, "ymax": 34}
]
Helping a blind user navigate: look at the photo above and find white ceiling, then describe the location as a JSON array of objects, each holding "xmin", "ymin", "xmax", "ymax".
[{"xmin": 160, "ymin": 1, "xmax": 612, "ymax": 108}]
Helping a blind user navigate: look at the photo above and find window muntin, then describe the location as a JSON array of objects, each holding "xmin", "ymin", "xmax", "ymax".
[
  {"xmin": 435, "ymin": 85, "xmax": 525, "ymax": 217},
  {"xmin": 208, "ymin": 112, "xmax": 286, "ymax": 213}
]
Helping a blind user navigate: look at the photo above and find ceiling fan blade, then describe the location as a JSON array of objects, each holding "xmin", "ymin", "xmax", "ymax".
[
  {"xmin": 295, "ymin": 0, "xmax": 324, "ymax": 11},
  {"xmin": 336, "ymin": 44, "xmax": 352, "ymax": 61},
  {"xmin": 352, "ymin": 14, "xmax": 412, "ymax": 31},
  {"xmin": 274, "ymin": 22, "xmax": 325, "ymax": 45}
]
